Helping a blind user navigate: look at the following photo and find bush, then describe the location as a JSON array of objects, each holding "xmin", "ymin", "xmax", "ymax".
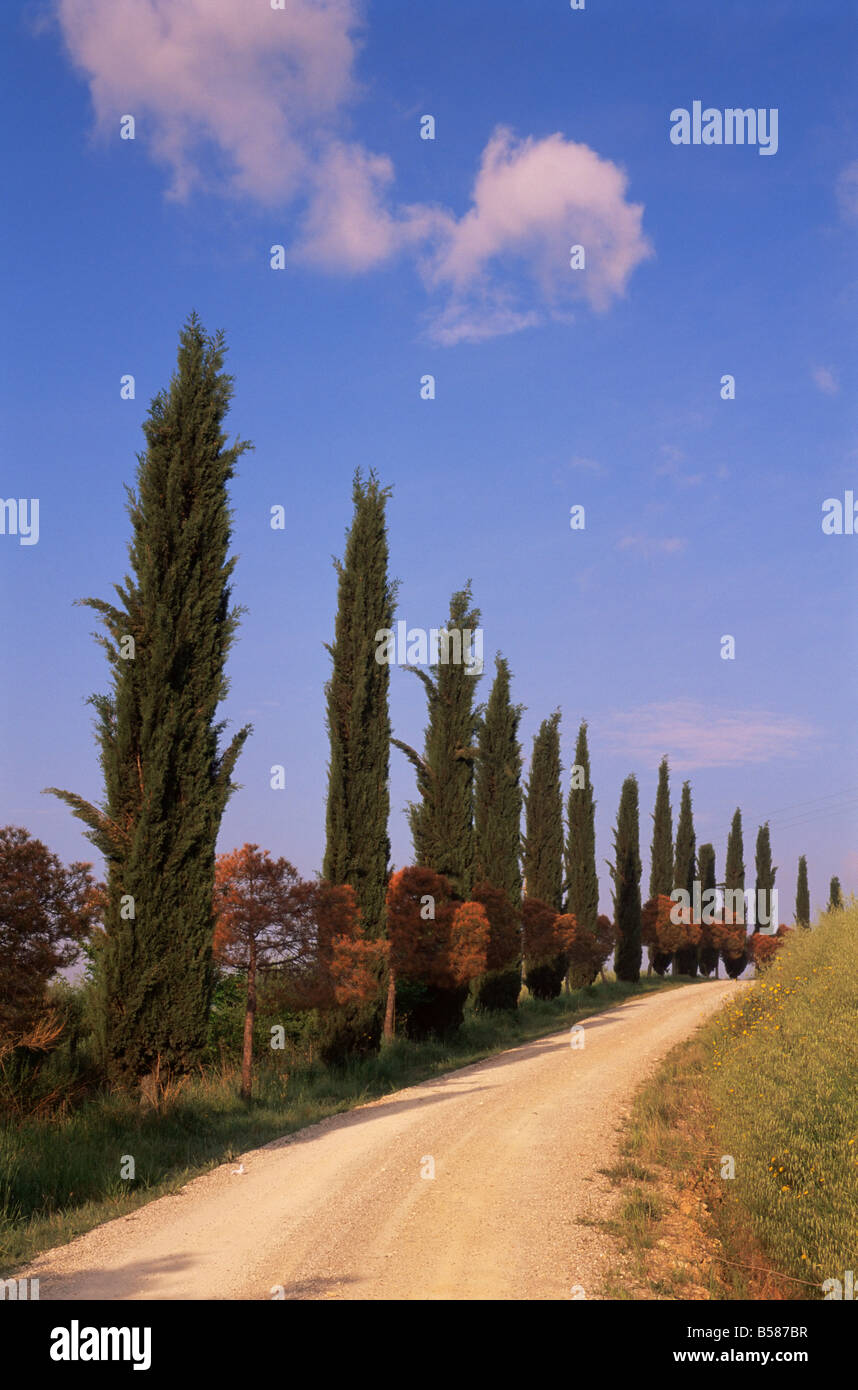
[
  {"xmin": 395, "ymin": 979, "xmax": 470, "ymax": 1040},
  {"xmin": 524, "ymin": 959, "xmax": 567, "ymax": 1000},
  {"xmin": 313, "ymin": 1000, "xmax": 382, "ymax": 1068},
  {"xmin": 474, "ymin": 966, "xmax": 521, "ymax": 1012}
]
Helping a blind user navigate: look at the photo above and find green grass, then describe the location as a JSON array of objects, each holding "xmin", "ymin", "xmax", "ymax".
[
  {"xmin": 0, "ymin": 973, "xmax": 684, "ymax": 1272},
  {"xmin": 709, "ymin": 905, "xmax": 858, "ymax": 1289}
]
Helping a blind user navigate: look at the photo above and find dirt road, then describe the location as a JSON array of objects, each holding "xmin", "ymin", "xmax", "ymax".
[{"xmin": 22, "ymin": 981, "xmax": 736, "ymax": 1300}]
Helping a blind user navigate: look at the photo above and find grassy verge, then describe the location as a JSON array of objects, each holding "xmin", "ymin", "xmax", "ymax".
[
  {"xmin": 598, "ymin": 906, "xmax": 858, "ymax": 1300},
  {"xmin": 0, "ymin": 973, "xmax": 685, "ymax": 1273}
]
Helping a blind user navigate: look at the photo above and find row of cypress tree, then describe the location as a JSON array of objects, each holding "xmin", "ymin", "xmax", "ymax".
[
  {"xmin": 50, "ymin": 320, "xmax": 826, "ymax": 1085},
  {"xmin": 320, "ymin": 469, "xmax": 821, "ymax": 1001}
]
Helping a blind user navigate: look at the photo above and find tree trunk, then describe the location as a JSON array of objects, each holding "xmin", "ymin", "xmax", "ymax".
[
  {"xmin": 383, "ymin": 968, "xmax": 396, "ymax": 1040},
  {"xmin": 241, "ymin": 941, "xmax": 256, "ymax": 1102}
]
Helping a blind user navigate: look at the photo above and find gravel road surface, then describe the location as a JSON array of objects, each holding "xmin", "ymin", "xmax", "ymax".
[{"xmin": 22, "ymin": 980, "xmax": 736, "ymax": 1300}]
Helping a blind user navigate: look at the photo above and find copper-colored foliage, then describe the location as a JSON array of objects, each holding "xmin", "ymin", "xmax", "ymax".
[{"xmin": 214, "ymin": 847, "xmax": 385, "ymax": 1010}]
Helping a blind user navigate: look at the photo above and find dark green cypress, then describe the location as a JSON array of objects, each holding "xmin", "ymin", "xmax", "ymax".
[
  {"xmin": 565, "ymin": 721, "xmax": 598, "ymax": 931},
  {"xmin": 610, "ymin": 774, "xmax": 642, "ymax": 982},
  {"xmin": 648, "ymin": 756, "xmax": 673, "ymax": 975},
  {"xmin": 673, "ymin": 780, "xmax": 697, "ymax": 975},
  {"xmin": 48, "ymin": 315, "xmax": 251, "ymax": 1085},
  {"xmin": 521, "ymin": 711, "xmax": 564, "ymax": 998},
  {"xmin": 649, "ymin": 757, "xmax": 673, "ymax": 899},
  {"xmin": 754, "ymin": 823, "xmax": 777, "ymax": 932},
  {"xmin": 723, "ymin": 808, "xmax": 748, "ymax": 979},
  {"xmin": 393, "ymin": 585, "xmax": 481, "ymax": 899},
  {"xmin": 795, "ymin": 855, "xmax": 810, "ymax": 929},
  {"xmin": 697, "ymin": 843, "xmax": 719, "ymax": 976},
  {"xmin": 474, "ymin": 656, "xmax": 523, "ymax": 903},
  {"xmin": 522, "ymin": 712, "xmax": 563, "ymax": 909},
  {"xmin": 323, "ymin": 470, "xmax": 396, "ymax": 939},
  {"xmin": 473, "ymin": 656, "xmax": 523, "ymax": 1010},
  {"xmin": 828, "ymin": 876, "xmax": 843, "ymax": 912}
]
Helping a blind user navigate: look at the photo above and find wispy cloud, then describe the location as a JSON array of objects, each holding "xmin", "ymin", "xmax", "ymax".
[
  {"xmin": 616, "ymin": 534, "xmax": 687, "ymax": 558},
  {"xmin": 568, "ymin": 455, "xmax": 605, "ymax": 474},
  {"xmin": 54, "ymin": 2, "xmax": 653, "ymax": 342},
  {"xmin": 811, "ymin": 365, "xmax": 840, "ymax": 396},
  {"xmin": 655, "ymin": 444, "xmax": 704, "ymax": 486},
  {"xmin": 597, "ymin": 700, "xmax": 818, "ymax": 771},
  {"xmin": 836, "ymin": 161, "xmax": 858, "ymax": 225}
]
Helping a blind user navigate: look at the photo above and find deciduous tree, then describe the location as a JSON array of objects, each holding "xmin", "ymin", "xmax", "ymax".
[{"xmin": 0, "ymin": 827, "xmax": 96, "ymax": 1043}]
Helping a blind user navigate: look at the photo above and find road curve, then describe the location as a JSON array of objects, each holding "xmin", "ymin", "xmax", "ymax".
[{"xmin": 22, "ymin": 981, "xmax": 737, "ymax": 1301}]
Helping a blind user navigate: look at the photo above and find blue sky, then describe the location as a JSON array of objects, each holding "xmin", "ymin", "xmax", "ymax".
[{"xmin": 1, "ymin": 0, "xmax": 856, "ymax": 921}]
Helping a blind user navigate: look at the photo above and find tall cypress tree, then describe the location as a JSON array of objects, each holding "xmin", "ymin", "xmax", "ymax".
[
  {"xmin": 649, "ymin": 757, "xmax": 673, "ymax": 899},
  {"xmin": 393, "ymin": 584, "xmax": 481, "ymax": 899},
  {"xmin": 565, "ymin": 720, "xmax": 598, "ymax": 932},
  {"xmin": 697, "ymin": 843, "xmax": 719, "ymax": 976},
  {"xmin": 323, "ymin": 470, "xmax": 396, "ymax": 939},
  {"xmin": 673, "ymin": 781, "xmax": 697, "ymax": 975},
  {"xmin": 473, "ymin": 656, "xmax": 523, "ymax": 1009},
  {"xmin": 648, "ymin": 756, "xmax": 673, "ymax": 975},
  {"xmin": 755, "ymin": 823, "xmax": 777, "ymax": 932},
  {"xmin": 795, "ymin": 855, "xmax": 810, "ymax": 929},
  {"xmin": 474, "ymin": 656, "xmax": 523, "ymax": 902},
  {"xmin": 522, "ymin": 712, "xmax": 563, "ymax": 909},
  {"xmin": 723, "ymin": 808, "xmax": 748, "ymax": 979},
  {"xmin": 392, "ymin": 586, "xmax": 482, "ymax": 1034},
  {"xmin": 610, "ymin": 774, "xmax": 642, "ymax": 983},
  {"xmin": 48, "ymin": 315, "xmax": 251, "ymax": 1085},
  {"xmin": 828, "ymin": 876, "xmax": 843, "ymax": 911},
  {"xmin": 522, "ymin": 711, "xmax": 564, "ymax": 997}
]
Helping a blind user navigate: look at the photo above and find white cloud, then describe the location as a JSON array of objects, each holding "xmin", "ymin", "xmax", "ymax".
[
  {"xmin": 418, "ymin": 128, "xmax": 653, "ymax": 343},
  {"xmin": 54, "ymin": 4, "xmax": 653, "ymax": 342},
  {"xmin": 56, "ymin": 0, "xmax": 361, "ymax": 202},
  {"xmin": 811, "ymin": 365, "xmax": 840, "ymax": 396},
  {"xmin": 597, "ymin": 700, "xmax": 818, "ymax": 771}
]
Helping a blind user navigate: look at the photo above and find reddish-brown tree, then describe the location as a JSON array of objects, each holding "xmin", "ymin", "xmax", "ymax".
[
  {"xmin": 309, "ymin": 880, "xmax": 387, "ymax": 1008},
  {"xmin": 522, "ymin": 897, "xmax": 575, "ymax": 999},
  {"xmin": 566, "ymin": 913, "xmax": 617, "ymax": 985},
  {"xmin": 0, "ymin": 826, "xmax": 96, "ymax": 1044},
  {"xmin": 385, "ymin": 868, "xmax": 491, "ymax": 1036},
  {"xmin": 215, "ymin": 853, "xmax": 387, "ymax": 1089},
  {"xmin": 708, "ymin": 910, "xmax": 748, "ymax": 977},
  {"xmin": 449, "ymin": 901, "xmax": 490, "ymax": 985},
  {"xmin": 471, "ymin": 880, "xmax": 521, "ymax": 973},
  {"xmin": 386, "ymin": 866, "xmax": 454, "ymax": 988},
  {"xmin": 748, "ymin": 924, "xmax": 791, "ymax": 972},
  {"xmin": 641, "ymin": 893, "xmax": 701, "ymax": 969},
  {"xmin": 214, "ymin": 845, "xmax": 307, "ymax": 1099}
]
